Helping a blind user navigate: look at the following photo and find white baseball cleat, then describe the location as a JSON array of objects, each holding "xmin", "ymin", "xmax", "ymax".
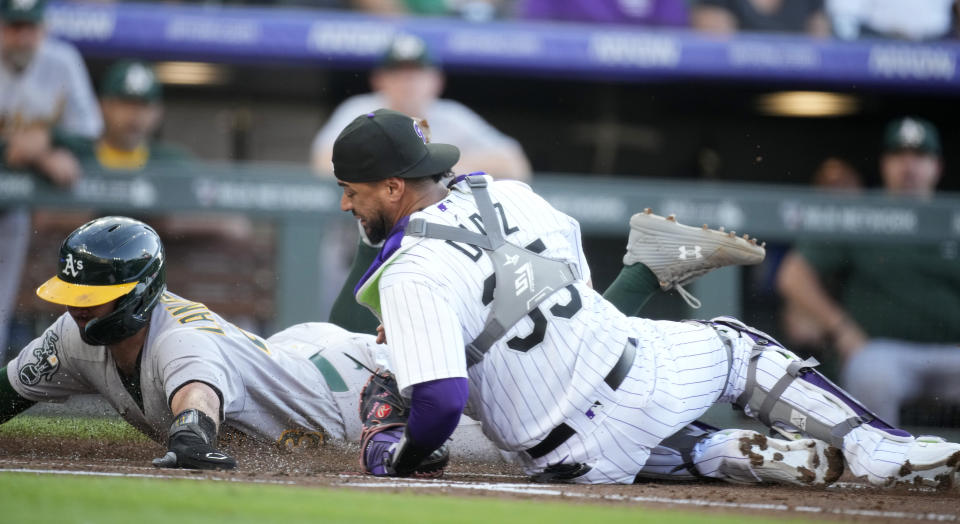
[
  {"xmin": 623, "ymin": 210, "xmax": 766, "ymax": 308},
  {"xmin": 887, "ymin": 436, "xmax": 960, "ymax": 489},
  {"xmin": 732, "ymin": 431, "xmax": 844, "ymax": 486}
]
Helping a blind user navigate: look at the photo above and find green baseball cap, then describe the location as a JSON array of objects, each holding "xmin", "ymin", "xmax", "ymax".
[
  {"xmin": 101, "ymin": 61, "xmax": 162, "ymax": 102},
  {"xmin": 333, "ymin": 108, "xmax": 459, "ymax": 183},
  {"xmin": 884, "ymin": 116, "xmax": 941, "ymax": 155},
  {"xmin": 0, "ymin": 0, "xmax": 45, "ymax": 23},
  {"xmin": 378, "ymin": 33, "xmax": 436, "ymax": 70}
]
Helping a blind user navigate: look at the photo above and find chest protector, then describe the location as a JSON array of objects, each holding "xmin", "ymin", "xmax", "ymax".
[{"xmin": 405, "ymin": 176, "xmax": 581, "ymax": 367}]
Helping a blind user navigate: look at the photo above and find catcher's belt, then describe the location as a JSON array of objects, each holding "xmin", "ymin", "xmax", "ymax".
[{"xmin": 525, "ymin": 337, "xmax": 637, "ymax": 459}]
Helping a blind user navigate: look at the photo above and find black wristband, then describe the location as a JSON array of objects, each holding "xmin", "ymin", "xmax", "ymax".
[{"xmin": 168, "ymin": 408, "xmax": 218, "ymax": 446}]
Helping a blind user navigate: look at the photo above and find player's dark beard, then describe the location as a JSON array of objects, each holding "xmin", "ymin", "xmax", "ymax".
[{"xmin": 363, "ymin": 212, "xmax": 390, "ymax": 245}]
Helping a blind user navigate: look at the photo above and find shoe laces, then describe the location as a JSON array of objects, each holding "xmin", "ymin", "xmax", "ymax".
[{"xmin": 675, "ymin": 284, "xmax": 702, "ymax": 309}]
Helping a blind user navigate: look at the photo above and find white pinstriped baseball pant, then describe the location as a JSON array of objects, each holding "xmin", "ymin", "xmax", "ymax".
[
  {"xmin": 519, "ymin": 319, "xmax": 739, "ymax": 483},
  {"xmin": 519, "ymin": 318, "xmax": 914, "ymax": 484}
]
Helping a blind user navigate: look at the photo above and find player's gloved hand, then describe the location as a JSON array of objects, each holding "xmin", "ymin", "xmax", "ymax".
[
  {"xmin": 357, "ymin": 369, "xmax": 449, "ymax": 477},
  {"xmin": 152, "ymin": 408, "xmax": 236, "ymax": 470},
  {"xmin": 363, "ymin": 426, "xmax": 403, "ymax": 476},
  {"xmin": 361, "ymin": 426, "xmax": 449, "ymax": 477}
]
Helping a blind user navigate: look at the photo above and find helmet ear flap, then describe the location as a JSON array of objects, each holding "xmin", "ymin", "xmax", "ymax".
[{"xmin": 80, "ymin": 257, "xmax": 167, "ymax": 346}]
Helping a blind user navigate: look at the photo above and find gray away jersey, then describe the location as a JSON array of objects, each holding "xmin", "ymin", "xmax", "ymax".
[
  {"xmin": 7, "ymin": 292, "xmax": 357, "ymax": 446},
  {"xmin": 377, "ymin": 176, "xmax": 650, "ymax": 452}
]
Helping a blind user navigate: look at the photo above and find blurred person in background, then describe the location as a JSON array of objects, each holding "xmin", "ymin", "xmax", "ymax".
[
  {"xmin": 311, "ymin": 33, "xmax": 531, "ymax": 182},
  {"xmin": 778, "ymin": 157, "xmax": 861, "ymax": 371},
  {"xmin": 0, "ymin": 0, "xmax": 102, "ymax": 362},
  {"xmin": 518, "ymin": 0, "xmax": 688, "ymax": 27},
  {"xmin": 827, "ymin": 0, "xmax": 955, "ymax": 40},
  {"xmin": 776, "ymin": 117, "xmax": 960, "ymax": 426},
  {"xmin": 691, "ymin": 0, "xmax": 831, "ymax": 36},
  {"xmin": 61, "ymin": 60, "xmax": 189, "ymax": 171},
  {"xmin": 52, "ymin": 60, "xmax": 252, "ymax": 242}
]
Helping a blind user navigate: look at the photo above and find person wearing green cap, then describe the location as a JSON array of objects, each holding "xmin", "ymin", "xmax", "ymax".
[
  {"xmin": 55, "ymin": 60, "xmax": 252, "ymax": 276},
  {"xmin": 777, "ymin": 116, "xmax": 959, "ymax": 427},
  {"xmin": 0, "ymin": 0, "xmax": 102, "ymax": 363},
  {"xmin": 59, "ymin": 60, "xmax": 189, "ymax": 171}
]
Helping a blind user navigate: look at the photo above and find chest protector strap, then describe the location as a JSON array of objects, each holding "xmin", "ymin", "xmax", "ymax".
[{"xmin": 405, "ymin": 176, "xmax": 580, "ymax": 367}]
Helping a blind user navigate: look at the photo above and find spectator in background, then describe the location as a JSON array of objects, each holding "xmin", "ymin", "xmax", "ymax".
[
  {"xmin": 311, "ymin": 33, "xmax": 531, "ymax": 182},
  {"xmin": 776, "ymin": 117, "xmax": 960, "ymax": 426},
  {"xmin": 0, "ymin": 0, "xmax": 102, "ymax": 362},
  {"xmin": 61, "ymin": 61, "xmax": 189, "ymax": 171},
  {"xmin": 827, "ymin": 0, "xmax": 955, "ymax": 41},
  {"xmin": 809, "ymin": 156, "xmax": 862, "ymax": 193},
  {"xmin": 52, "ymin": 60, "xmax": 251, "ymax": 241},
  {"xmin": 691, "ymin": 0, "xmax": 831, "ymax": 36},
  {"xmin": 779, "ymin": 157, "xmax": 861, "ymax": 358},
  {"xmin": 519, "ymin": 0, "xmax": 688, "ymax": 27}
]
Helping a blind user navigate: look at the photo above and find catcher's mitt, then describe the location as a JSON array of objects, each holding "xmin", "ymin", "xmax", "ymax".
[
  {"xmin": 359, "ymin": 369, "xmax": 408, "ymax": 435},
  {"xmin": 357, "ymin": 369, "xmax": 448, "ymax": 477}
]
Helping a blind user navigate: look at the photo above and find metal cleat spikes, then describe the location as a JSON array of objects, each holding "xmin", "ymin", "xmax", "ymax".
[
  {"xmin": 702, "ymin": 224, "xmax": 708, "ymax": 231},
  {"xmin": 718, "ymin": 226, "xmax": 725, "ymax": 232},
  {"xmin": 667, "ymin": 214, "xmax": 677, "ymax": 222},
  {"xmin": 644, "ymin": 208, "xmax": 652, "ymax": 214},
  {"xmin": 728, "ymin": 230, "xmax": 736, "ymax": 238}
]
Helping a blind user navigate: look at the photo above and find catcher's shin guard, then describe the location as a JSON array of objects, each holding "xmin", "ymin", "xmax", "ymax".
[
  {"xmin": 707, "ymin": 317, "xmax": 960, "ymax": 487},
  {"xmin": 707, "ymin": 317, "xmax": 906, "ymax": 448}
]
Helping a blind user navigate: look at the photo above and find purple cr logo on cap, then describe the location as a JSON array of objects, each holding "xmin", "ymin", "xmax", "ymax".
[
  {"xmin": 412, "ymin": 120, "xmax": 426, "ymax": 143},
  {"xmin": 366, "ymin": 112, "xmax": 376, "ymax": 118}
]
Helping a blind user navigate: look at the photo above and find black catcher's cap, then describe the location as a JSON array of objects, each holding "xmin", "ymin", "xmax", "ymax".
[{"xmin": 332, "ymin": 108, "xmax": 459, "ymax": 183}]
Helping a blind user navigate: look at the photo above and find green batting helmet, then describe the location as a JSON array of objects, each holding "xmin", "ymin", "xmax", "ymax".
[{"xmin": 37, "ymin": 216, "xmax": 166, "ymax": 346}]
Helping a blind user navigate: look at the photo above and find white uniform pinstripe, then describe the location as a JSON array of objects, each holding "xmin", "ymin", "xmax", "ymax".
[{"xmin": 377, "ymin": 177, "xmax": 744, "ymax": 482}]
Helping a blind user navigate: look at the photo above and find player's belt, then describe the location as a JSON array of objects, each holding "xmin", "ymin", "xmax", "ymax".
[{"xmin": 525, "ymin": 337, "xmax": 638, "ymax": 460}]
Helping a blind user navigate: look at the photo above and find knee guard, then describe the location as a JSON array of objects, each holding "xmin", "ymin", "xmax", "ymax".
[{"xmin": 707, "ymin": 317, "xmax": 910, "ymax": 448}]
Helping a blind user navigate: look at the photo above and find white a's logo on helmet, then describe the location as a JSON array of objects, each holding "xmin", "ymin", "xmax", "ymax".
[{"xmin": 62, "ymin": 253, "xmax": 84, "ymax": 278}]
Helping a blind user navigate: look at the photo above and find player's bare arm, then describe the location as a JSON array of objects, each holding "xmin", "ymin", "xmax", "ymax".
[
  {"xmin": 153, "ymin": 381, "xmax": 235, "ymax": 470},
  {"xmin": 776, "ymin": 251, "xmax": 868, "ymax": 358}
]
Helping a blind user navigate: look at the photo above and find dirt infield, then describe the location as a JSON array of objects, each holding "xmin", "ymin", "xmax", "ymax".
[{"xmin": 1, "ymin": 435, "xmax": 958, "ymax": 523}]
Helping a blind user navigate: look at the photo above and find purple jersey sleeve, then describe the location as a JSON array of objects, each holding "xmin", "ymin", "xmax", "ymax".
[{"xmin": 407, "ymin": 377, "xmax": 469, "ymax": 449}]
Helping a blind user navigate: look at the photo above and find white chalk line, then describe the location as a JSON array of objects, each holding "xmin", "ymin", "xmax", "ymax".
[
  {"xmin": 0, "ymin": 467, "xmax": 296, "ymax": 485},
  {"xmin": 4, "ymin": 467, "xmax": 957, "ymax": 522},
  {"xmin": 339, "ymin": 477, "xmax": 960, "ymax": 522},
  {"xmin": 0, "ymin": 459, "xmax": 526, "ymax": 480}
]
